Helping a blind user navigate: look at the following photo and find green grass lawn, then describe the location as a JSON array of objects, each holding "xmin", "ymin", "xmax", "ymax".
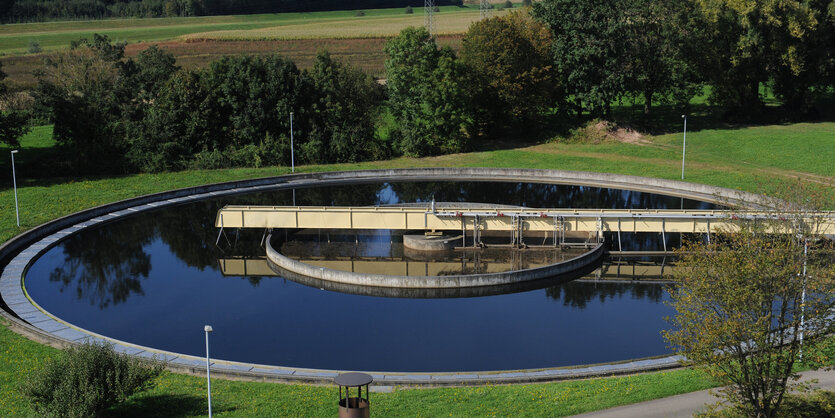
[
  {"xmin": 0, "ymin": 5, "xmax": 482, "ymax": 55},
  {"xmin": 1, "ymin": 317, "xmax": 718, "ymax": 417},
  {"xmin": 1, "ymin": 121, "xmax": 833, "ymax": 244},
  {"xmin": 1, "ymin": 120, "xmax": 833, "ymax": 416}
]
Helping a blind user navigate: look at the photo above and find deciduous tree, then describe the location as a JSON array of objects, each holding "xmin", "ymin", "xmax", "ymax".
[
  {"xmin": 460, "ymin": 9, "xmax": 559, "ymax": 133},
  {"xmin": 692, "ymin": 0, "xmax": 827, "ymax": 117},
  {"xmin": 665, "ymin": 189, "xmax": 835, "ymax": 417},
  {"xmin": 0, "ymin": 62, "xmax": 30, "ymax": 147},
  {"xmin": 532, "ymin": 0, "xmax": 699, "ymax": 117},
  {"xmin": 34, "ymin": 34, "xmax": 128, "ymax": 173},
  {"xmin": 385, "ymin": 27, "xmax": 471, "ymax": 156},
  {"xmin": 307, "ymin": 50, "xmax": 385, "ymax": 163}
]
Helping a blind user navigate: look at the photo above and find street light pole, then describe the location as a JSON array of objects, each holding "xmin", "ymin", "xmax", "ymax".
[
  {"xmin": 204, "ymin": 325, "xmax": 213, "ymax": 418},
  {"xmin": 11, "ymin": 150, "xmax": 19, "ymax": 227},
  {"xmin": 290, "ymin": 112, "xmax": 295, "ymax": 173},
  {"xmin": 681, "ymin": 115, "xmax": 687, "ymax": 180}
]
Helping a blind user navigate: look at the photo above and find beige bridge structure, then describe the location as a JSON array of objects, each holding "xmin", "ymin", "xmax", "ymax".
[{"xmin": 215, "ymin": 205, "xmax": 835, "ymax": 251}]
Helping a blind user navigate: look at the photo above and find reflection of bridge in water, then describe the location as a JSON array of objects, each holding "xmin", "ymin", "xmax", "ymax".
[
  {"xmin": 218, "ymin": 256, "xmax": 676, "ymax": 282},
  {"xmin": 216, "ymin": 205, "xmax": 835, "ymax": 252}
]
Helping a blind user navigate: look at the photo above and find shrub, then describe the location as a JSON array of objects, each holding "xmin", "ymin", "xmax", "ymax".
[
  {"xmin": 523, "ymin": 0, "xmax": 532, "ymax": 6},
  {"xmin": 23, "ymin": 341, "xmax": 163, "ymax": 417},
  {"xmin": 355, "ymin": 10, "xmax": 365, "ymax": 17},
  {"xmin": 504, "ymin": 1, "xmax": 514, "ymax": 8},
  {"xmin": 433, "ymin": 5, "xmax": 440, "ymax": 12},
  {"xmin": 27, "ymin": 39, "xmax": 42, "ymax": 54},
  {"xmin": 405, "ymin": 5, "xmax": 413, "ymax": 14}
]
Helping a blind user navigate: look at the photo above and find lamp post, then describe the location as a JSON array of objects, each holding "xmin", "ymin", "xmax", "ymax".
[
  {"xmin": 289, "ymin": 112, "xmax": 295, "ymax": 173},
  {"xmin": 681, "ymin": 115, "xmax": 687, "ymax": 180},
  {"xmin": 204, "ymin": 325, "xmax": 213, "ymax": 417},
  {"xmin": 11, "ymin": 150, "xmax": 19, "ymax": 227}
]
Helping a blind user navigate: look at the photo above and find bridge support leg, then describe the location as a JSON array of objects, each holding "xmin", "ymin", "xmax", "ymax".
[
  {"xmin": 473, "ymin": 217, "xmax": 477, "ymax": 249},
  {"xmin": 617, "ymin": 218, "xmax": 623, "ymax": 251},
  {"xmin": 216, "ymin": 227, "xmax": 224, "ymax": 246}
]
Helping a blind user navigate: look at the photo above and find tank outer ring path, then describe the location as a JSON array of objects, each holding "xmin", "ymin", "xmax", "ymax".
[{"xmin": 0, "ymin": 168, "xmax": 768, "ymax": 386}]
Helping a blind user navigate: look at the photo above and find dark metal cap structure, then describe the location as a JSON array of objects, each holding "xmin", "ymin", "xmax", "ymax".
[{"xmin": 334, "ymin": 372, "xmax": 373, "ymax": 387}]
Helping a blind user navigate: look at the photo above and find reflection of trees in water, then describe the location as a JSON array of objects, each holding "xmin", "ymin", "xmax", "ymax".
[
  {"xmin": 44, "ymin": 182, "xmax": 703, "ymax": 308},
  {"xmin": 49, "ymin": 221, "xmax": 154, "ymax": 308},
  {"xmin": 545, "ymin": 282, "xmax": 667, "ymax": 309}
]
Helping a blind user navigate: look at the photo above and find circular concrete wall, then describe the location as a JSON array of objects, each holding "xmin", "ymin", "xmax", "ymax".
[
  {"xmin": 267, "ymin": 233, "xmax": 605, "ymax": 289},
  {"xmin": 0, "ymin": 168, "xmax": 769, "ymax": 386}
]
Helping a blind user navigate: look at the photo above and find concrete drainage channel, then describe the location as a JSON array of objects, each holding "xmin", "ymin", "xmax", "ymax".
[{"xmin": 0, "ymin": 168, "xmax": 767, "ymax": 386}]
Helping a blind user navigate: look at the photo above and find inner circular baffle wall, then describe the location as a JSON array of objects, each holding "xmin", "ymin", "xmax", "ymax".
[
  {"xmin": 267, "ymin": 233, "xmax": 605, "ymax": 289},
  {"xmin": 0, "ymin": 168, "xmax": 768, "ymax": 386}
]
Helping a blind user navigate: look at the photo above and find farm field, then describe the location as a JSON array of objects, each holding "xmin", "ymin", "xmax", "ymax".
[
  {"xmin": 0, "ymin": 4, "xmax": 492, "ymax": 55},
  {"xmin": 0, "ymin": 3, "xmax": 493, "ymax": 88}
]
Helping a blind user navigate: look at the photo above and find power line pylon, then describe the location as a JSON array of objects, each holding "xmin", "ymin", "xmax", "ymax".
[
  {"xmin": 425, "ymin": 0, "xmax": 435, "ymax": 35},
  {"xmin": 480, "ymin": 0, "xmax": 492, "ymax": 19}
]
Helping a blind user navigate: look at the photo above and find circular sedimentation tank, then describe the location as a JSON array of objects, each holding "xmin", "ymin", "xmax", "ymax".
[{"xmin": 0, "ymin": 168, "xmax": 767, "ymax": 385}]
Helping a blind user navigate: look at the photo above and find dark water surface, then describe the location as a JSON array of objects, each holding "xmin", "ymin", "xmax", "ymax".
[{"xmin": 23, "ymin": 182, "xmax": 712, "ymax": 372}]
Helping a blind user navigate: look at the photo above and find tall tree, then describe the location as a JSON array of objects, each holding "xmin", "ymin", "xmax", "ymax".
[
  {"xmin": 34, "ymin": 34, "xmax": 128, "ymax": 173},
  {"xmin": 385, "ymin": 26, "xmax": 471, "ymax": 157},
  {"xmin": 692, "ymin": 0, "xmax": 824, "ymax": 117},
  {"xmin": 0, "ymin": 61, "xmax": 30, "ymax": 147},
  {"xmin": 665, "ymin": 189, "xmax": 835, "ymax": 417},
  {"xmin": 532, "ymin": 0, "xmax": 699, "ymax": 117},
  {"xmin": 532, "ymin": 0, "xmax": 631, "ymax": 116},
  {"xmin": 460, "ymin": 9, "xmax": 559, "ymax": 133},
  {"xmin": 621, "ymin": 0, "xmax": 701, "ymax": 115},
  {"xmin": 307, "ymin": 50, "xmax": 385, "ymax": 163}
]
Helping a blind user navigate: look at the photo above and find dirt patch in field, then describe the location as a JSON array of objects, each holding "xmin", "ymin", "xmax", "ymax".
[
  {"xmin": 569, "ymin": 120, "xmax": 650, "ymax": 145},
  {"xmin": 598, "ymin": 121, "xmax": 649, "ymax": 145}
]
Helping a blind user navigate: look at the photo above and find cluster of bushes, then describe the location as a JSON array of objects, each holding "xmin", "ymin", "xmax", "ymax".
[
  {"xmin": 23, "ymin": 341, "xmax": 163, "ymax": 417},
  {"xmin": 0, "ymin": 0, "xmax": 462, "ymax": 22},
  {"xmin": 33, "ymin": 35, "xmax": 386, "ymax": 173}
]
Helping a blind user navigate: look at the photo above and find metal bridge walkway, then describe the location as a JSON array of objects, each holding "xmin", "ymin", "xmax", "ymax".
[{"xmin": 216, "ymin": 205, "xmax": 835, "ymax": 234}]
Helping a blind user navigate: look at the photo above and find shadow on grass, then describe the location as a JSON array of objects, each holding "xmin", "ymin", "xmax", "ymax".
[{"xmin": 103, "ymin": 394, "xmax": 231, "ymax": 417}]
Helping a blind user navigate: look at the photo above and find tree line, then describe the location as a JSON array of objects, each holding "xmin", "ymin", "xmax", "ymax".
[
  {"xmin": 29, "ymin": 34, "xmax": 386, "ymax": 173},
  {"xmin": 1, "ymin": 1, "xmax": 834, "ymax": 174},
  {"xmin": 0, "ymin": 0, "xmax": 460, "ymax": 22}
]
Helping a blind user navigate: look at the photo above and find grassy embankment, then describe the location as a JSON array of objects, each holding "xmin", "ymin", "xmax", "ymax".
[
  {"xmin": 0, "ymin": 321, "xmax": 716, "ymax": 417},
  {"xmin": 0, "ymin": 122, "xmax": 833, "ymax": 415}
]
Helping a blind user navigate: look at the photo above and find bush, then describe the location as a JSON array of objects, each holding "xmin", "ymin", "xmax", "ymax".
[
  {"xmin": 405, "ymin": 5, "xmax": 413, "ymax": 14},
  {"xmin": 23, "ymin": 341, "xmax": 163, "ymax": 417},
  {"xmin": 504, "ymin": 0, "xmax": 514, "ymax": 8},
  {"xmin": 355, "ymin": 10, "xmax": 365, "ymax": 17},
  {"xmin": 523, "ymin": 0, "xmax": 532, "ymax": 6},
  {"xmin": 27, "ymin": 39, "xmax": 42, "ymax": 54}
]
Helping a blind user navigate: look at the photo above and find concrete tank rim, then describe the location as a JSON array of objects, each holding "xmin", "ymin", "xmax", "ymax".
[{"xmin": 1, "ymin": 167, "xmax": 766, "ymax": 385}]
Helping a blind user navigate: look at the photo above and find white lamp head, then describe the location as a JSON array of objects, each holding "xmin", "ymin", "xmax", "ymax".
[
  {"xmin": 10, "ymin": 150, "xmax": 18, "ymax": 154},
  {"xmin": 204, "ymin": 325, "xmax": 213, "ymax": 332}
]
